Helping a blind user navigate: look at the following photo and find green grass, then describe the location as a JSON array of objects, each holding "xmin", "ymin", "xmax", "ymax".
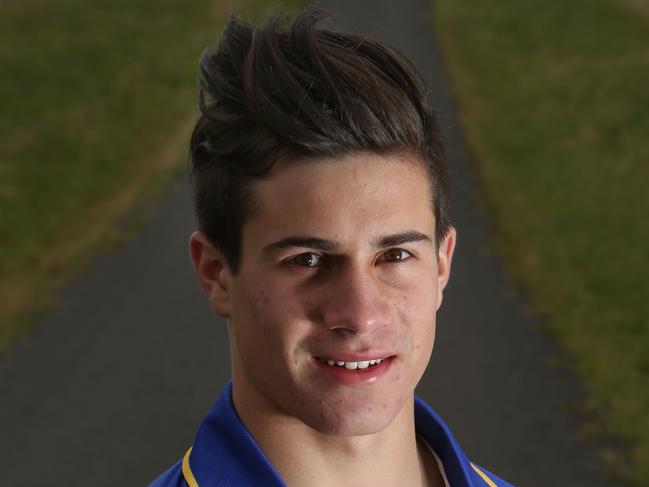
[
  {"xmin": 432, "ymin": 0, "xmax": 649, "ymax": 484},
  {"xmin": 0, "ymin": 0, "xmax": 306, "ymax": 352}
]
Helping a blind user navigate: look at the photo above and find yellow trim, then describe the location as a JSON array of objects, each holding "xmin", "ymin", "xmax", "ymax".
[
  {"xmin": 182, "ymin": 447, "xmax": 200, "ymax": 487},
  {"xmin": 471, "ymin": 463, "xmax": 497, "ymax": 487}
]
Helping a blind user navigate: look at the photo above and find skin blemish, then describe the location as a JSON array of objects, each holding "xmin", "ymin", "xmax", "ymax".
[{"xmin": 257, "ymin": 290, "xmax": 269, "ymax": 305}]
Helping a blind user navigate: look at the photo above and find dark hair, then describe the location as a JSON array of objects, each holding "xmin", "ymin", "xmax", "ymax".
[{"xmin": 190, "ymin": 9, "xmax": 450, "ymax": 273}]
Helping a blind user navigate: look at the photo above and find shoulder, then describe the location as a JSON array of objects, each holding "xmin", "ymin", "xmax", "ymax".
[{"xmin": 147, "ymin": 459, "xmax": 187, "ymax": 487}]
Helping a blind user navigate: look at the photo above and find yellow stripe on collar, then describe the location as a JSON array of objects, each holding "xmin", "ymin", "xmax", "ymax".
[
  {"xmin": 470, "ymin": 462, "xmax": 497, "ymax": 487},
  {"xmin": 182, "ymin": 447, "xmax": 200, "ymax": 487}
]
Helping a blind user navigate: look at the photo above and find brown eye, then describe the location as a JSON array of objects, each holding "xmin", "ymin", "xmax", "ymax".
[
  {"xmin": 292, "ymin": 253, "xmax": 322, "ymax": 267},
  {"xmin": 381, "ymin": 248, "xmax": 412, "ymax": 262}
]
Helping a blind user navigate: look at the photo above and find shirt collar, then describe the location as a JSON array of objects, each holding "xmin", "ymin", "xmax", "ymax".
[
  {"xmin": 189, "ymin": 381, "xmax": 286, "ymax": 486},
  {"xmin": 414, "ymin": 395, "xmax": 476, "ymax": 487}
]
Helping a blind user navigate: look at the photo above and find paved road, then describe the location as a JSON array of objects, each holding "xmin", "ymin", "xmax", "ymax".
[{"xmin": 1, "ymin": 1, "xmax": 620, "ymax": 486}]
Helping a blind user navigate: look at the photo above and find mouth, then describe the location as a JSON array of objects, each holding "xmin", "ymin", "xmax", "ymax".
[
  {"xmin": 312, "ymin": 355, "xmax": 395, "ymax": 385},
  {"xmin": 315, "ymin": 357, "xmax": 388, "ymax": 370}
]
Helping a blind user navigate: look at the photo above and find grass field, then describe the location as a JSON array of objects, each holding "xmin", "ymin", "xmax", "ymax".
[
  {"xmin": 0, "ymin": 0, "xmax": 305, "ymax": 352},
  {"xmin": 432, "ymin": 0, "xmax": 649, "ymax": 484}
]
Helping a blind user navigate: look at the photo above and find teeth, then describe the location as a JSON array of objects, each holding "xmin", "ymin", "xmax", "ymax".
[{"xmin": 321, "ymin": 358, "xmax": 386, "ymax": 369}]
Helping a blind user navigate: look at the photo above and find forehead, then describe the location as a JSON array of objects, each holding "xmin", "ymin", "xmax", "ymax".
[{"xmin": 242, "ymin": 152, "xmax": 434, "ymax": 245}]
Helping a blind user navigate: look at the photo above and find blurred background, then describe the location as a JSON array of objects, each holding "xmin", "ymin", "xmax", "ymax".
[
  {"xmin": 1, "ymin": 0, "xmax": 647, "ymax": 485},
  {"xmin": 433, "ymin": 1, "xmax": 649, "ymax": 484}
]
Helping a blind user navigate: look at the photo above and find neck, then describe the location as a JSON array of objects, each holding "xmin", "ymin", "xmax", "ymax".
[{"xmin": 232, "ymin": 383, "xmax": 443, "ymax": 487}]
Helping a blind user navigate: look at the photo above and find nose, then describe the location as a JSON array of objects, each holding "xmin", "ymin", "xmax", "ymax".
[{"xmin": 321, "ymin": 263, "xmax": 392, "ymax": 335}]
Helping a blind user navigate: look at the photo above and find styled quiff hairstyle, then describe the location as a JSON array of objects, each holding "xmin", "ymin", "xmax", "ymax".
[{"xmin": 190, "ymin": 9, "xmax": 450, "ymax": 273}]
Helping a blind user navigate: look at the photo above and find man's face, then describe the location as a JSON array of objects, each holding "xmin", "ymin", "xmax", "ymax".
[{"xmin": 202, "ymin": 152, "xmax": 454, "ymax": 436}]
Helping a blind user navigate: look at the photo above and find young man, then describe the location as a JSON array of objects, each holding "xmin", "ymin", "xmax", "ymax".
[{"xmin": 150, "ymin": 9, "xmax": 512, "ymax": 487}]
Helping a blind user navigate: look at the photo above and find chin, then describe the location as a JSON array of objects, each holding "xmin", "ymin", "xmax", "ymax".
[{"xmin": 299, "ymin": 394, "xmax": 406, "ymax": 437}]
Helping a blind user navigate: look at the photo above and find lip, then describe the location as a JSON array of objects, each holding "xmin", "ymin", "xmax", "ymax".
[{"xmin": 312, "ymin": 355, "xmax": 395, "ymax": 386}]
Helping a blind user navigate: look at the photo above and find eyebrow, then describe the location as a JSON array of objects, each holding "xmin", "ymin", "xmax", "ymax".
[
  {"xmin": 265, "ymin": 237, "xmax": 337, "ymax": 253},
  {"xmin": 374, "ymin": 231, "xmax": 434, "ymax": 248},
  {"xmin": 264, "ymin": 231, "xmax": 434, "ymax": 253}
]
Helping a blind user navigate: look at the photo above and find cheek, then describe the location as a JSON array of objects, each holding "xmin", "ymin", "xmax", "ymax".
[
  {"xmin": 236, "ymin": 283, "xmax": 308, "ymax": 359},
  {"xmin": 396, "ymin": 281, "xmax": 438, "ymax": 352}
]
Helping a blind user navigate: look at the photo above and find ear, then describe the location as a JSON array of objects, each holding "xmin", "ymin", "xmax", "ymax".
[
  {"xmin": 189, "ymin": 230, "xmax": 232, "ymax": 318},
  {"xmin": 436, "ymin": 227, "xmax": 456, "ymax": 310}
]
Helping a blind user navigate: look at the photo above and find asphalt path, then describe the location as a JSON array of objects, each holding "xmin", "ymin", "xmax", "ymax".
[{"xmin": 0, "ymin": 1, "xmax": 621, "ymax": 486}]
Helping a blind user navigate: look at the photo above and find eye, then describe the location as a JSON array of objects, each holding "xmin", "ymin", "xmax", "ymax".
[
  {"xmin": 379, "ymin": 248, "xmax": 412, "ymax": 263},
  {"xmin": 289, "ymin": 252, "xmax": 323, "ymax": 267}
]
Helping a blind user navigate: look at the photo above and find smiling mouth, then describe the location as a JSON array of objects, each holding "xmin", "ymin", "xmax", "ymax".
[{"xmin": 315, "ymin": 357, "xmax": 389, "ymax": 370}]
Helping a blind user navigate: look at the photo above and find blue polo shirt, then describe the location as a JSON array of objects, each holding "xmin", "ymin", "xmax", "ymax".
[{"xmin": 149, "ymin": 382, "xmax": 512, "ymax": 486}]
